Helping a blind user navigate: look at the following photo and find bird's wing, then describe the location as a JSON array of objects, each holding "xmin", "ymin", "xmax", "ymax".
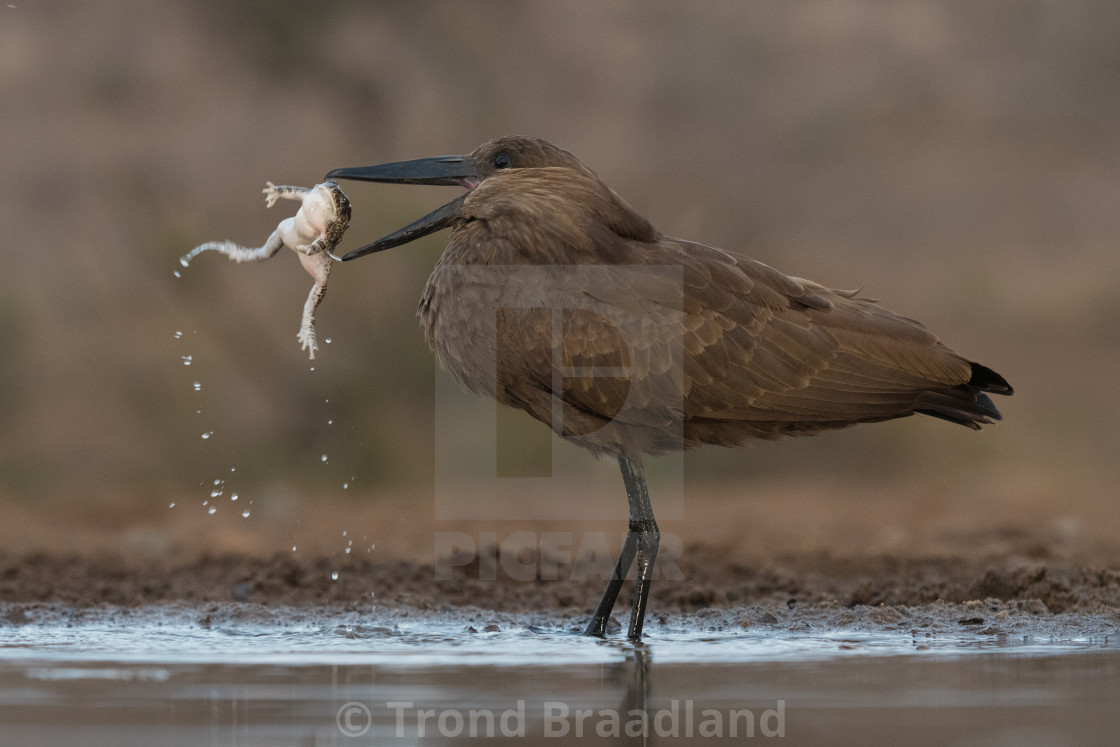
[
  {"xmin": 679, "ymin": 242, "xmax": 973, "ymax": 423},
  {"xmin": 497, "ymin": 236, "xmax": 975, "ymax": 434}
]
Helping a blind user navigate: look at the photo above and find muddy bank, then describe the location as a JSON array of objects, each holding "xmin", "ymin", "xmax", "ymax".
[{"xmin": 2, "ymin": 549, "xmax": 1118, "ymax": 633}]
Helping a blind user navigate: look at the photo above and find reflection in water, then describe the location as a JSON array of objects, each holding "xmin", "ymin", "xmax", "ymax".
[
  {"xmin": 0, "ymin": 614, "xmax": 1118, "ymax": 744},
  {"xmin": 622, "ymin": 645, "xmax": 651, "ymax": 745}
]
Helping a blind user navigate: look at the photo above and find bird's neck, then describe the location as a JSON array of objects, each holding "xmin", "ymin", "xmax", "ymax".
[{"xmin": 450, "ymin": 170, "xmax": 659, "ymax": 265}]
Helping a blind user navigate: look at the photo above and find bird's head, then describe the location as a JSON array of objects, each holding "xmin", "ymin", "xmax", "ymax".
[{"xmin": 325, "ymin": 136, "xmax": 612, "ymax": 260}]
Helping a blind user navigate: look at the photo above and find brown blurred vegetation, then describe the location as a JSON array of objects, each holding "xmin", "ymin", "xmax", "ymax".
[{"xmin": 0, "ymin": 2, "xmax": 1117, "ymax": 539}]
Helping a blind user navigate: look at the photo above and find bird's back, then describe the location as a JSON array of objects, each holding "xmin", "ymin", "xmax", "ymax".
[{"xmin": 418, "ymin": 162, "xmax": 1011, "ymax": 461}]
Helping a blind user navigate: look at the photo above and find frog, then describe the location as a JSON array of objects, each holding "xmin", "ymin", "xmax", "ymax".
[{"xmin": 181, "ymin": 180, "xmax": 352, "ymax": 359}]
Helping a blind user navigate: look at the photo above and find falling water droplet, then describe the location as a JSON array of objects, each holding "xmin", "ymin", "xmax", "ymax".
[
  {"xmin": 230, "ymin": 493, "xmax": 238, "ymax": 501},
  {"xmin": 209, "ymin": 489, "xmax": 221, "ymax": 498},
  {"xmin": 321, "ymin": 454, "xmax": 328, "ymax": 463},
  {"xmin": 331, "ymin": 571, "xmax": 339, "ymax": 581},
  {"xmin": 172, "ymin": 270, "xmax": 182, "ymax": 278},
  {"xmin": 201, "ymin": 431, "xmax": 213, "ymax": 440},
  {"xmin": 241, "ymin": 510, "xmax": 250, "ymax": 518},
  {"xmin": 173, "ymin": 330, "xmax": 183, "ymax": 340},
  {"xmin": 325, "ymin": 338, "xmax": 332, "ymax": 344},
  {"xmin": 342, "ymin": 483, "xmax": 349, "ymax": 490},
  {"xmin": 345, "ymin": 547, "xmax": 351, "ymax": 554},
  {"xmin": 193, "ymin": 381, "xmax": 201, "ymax": 391},
  {"xmin": 327, "ymin": 419, "xmax": 333, "ymax": 425},
  {"xmin": 291, "ymin": 546, "xmax": 297, "ymax": 552},
  {"xmin": 207, "ymin": 506, "xmax": 217, "ymax": 515},
  {"xmin": 168, "ymin": 502, "xmax": 176, "ymax": 509},
  {"xmin": 181, "ymin": 355, "xmax": 193, "ymax": 366}
]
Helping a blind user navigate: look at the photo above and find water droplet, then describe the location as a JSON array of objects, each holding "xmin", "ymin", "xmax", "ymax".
[
  {"xmin": 179, "ymin": 257, "xmax": 190, "ymax": 268},
  {"xmin": 213, "ymin": 479, "xmax": 223, "ymax": 486},
  {"xmin": 201, "ymin": 431, "xmax": 213, "ymax": 440},
  {"xmin": 241, "ymin": 510, "xmax": 250, "ymax": 518},
  {"xmin": 172, "ymin": 270, "xmax": 182, "ymax": 278},
  {"xmin": 370, "ymin": 544, "xmax": 375, "ymax": 551},
  {"xmin": 230, "ymin": 493, "xmax": 238, "ymax": 501},
  {"xmin": 344, "ymin": 547, "xmax": 351, "ymax": 554},
  {"xmin": 291, "ymin": 546, "xmax": 297, "ymax": 552},
  {"xmin": 370, "ymin": 592, "xmax": 376, "ymax": 599},
  {"xmin": 342, "ymin": 483, "xmax": 349, "ymax": 490},
  {"xmin": 325, "ymin": 338, "xmax": 332, "ymax": 344},
  {"xmin": 331, "ymin": 571, "xmax": 339, "ymax": 581},
  {"xmin": 173, "ymin": 330, "xmax": 183, "ymax": 340},
  {"xmin": 168, "ymin": 502, "xmax": 176, "ymax": 509},
  {"xmin": 321, "ymin": 454, "xmax": 328, "ymax": 463},
  {"xmin": 193, "ymin": 381, "xmax": 201, "ymax": 392},
  {"xmin": 342, "ymin": 531, "xmax": 348, "ymax": 537},
  {"xmin": 181, "ymin": 355, "xmax": 193, "ymax": 366},
  {"xmin": 207, "ymin": 506, "xmax": 217, "ymax": 515},
  {"xmin": 309, "ymin": 366, "xmax": 315, "ymax": 372},
  {"xmin": 209, "ymin": 489, "xmax": 221, "ymax": 498},
  {"xmin": 230, "ymin": 467, "xmax": 236, "ymax": 473},
  {"xmin": 327, "ymin": 419, "xmax": 333, "ymax": 425}
]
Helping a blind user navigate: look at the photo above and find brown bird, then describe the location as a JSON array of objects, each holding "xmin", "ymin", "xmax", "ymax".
[{"xmin": 326, "ymin": 136, "xmax": 1013, "ymax": 640}]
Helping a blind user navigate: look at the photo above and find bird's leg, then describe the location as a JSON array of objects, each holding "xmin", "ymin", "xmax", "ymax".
[
  {"xmin": 584, "ymin": 456, "xmax": 660, "ymax": 639},
  {"xmin": 622, "ymin": 457, "xmax": 660, "ymax": 639}
]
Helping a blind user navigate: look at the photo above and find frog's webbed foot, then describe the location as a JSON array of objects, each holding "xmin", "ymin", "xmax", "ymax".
[
  {"xmin": 297, "ymin": 322, "xmax": 318, "ymax": 360},
  {"xmin": 263, "ymin": 181, "xmax": 309, "ymax": 208}
]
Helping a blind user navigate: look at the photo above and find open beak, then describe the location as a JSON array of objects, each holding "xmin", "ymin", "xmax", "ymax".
[{"xmin": 325, "ymin": 155, "xmax": 480, "ymax": 260}]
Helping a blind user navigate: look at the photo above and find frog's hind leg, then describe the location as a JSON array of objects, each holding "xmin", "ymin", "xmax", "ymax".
[
  {"xmin": 306, "ymin": 219, "xmax": 350, "ymax": 261},
  {"xmin": 180, "ymin": 230, "xmax": 285, "ymax": 268},
  {"xmin": 297, "ymin": 275, "xmax": 330, "ymax": 360},
  {"xmin": 263, "ymin": 181, "xmax": 310, "ymax": 208}
]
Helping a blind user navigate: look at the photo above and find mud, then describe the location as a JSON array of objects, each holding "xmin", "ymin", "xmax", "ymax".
[{"xmin": 3, "ymin": 548, "xmax": 1118, "ymax": 638}]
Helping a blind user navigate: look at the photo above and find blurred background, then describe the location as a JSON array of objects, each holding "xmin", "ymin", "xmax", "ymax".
[{"xmin": 1, "ymin": 1, "xmax": 1117, "ymax": 559}]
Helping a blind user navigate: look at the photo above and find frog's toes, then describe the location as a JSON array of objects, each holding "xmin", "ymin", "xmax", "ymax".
[
  {"xmin": 263, "ymin": 181, "xmax": 280, "ymax": 208},
  {"xmin": 298, "ymin": 327, "xmax": 318, "ymax": 359}
]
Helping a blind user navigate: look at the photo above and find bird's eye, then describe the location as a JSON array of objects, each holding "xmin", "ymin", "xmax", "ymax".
[{"xmin": 493, "ymin": 153, "xmax": 512, "ymax": 169}]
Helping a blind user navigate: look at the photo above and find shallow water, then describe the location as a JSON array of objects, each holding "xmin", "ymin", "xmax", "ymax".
[{"xmin": 1, "ymin": 608, "xmax": 1118, "ymax": 746}]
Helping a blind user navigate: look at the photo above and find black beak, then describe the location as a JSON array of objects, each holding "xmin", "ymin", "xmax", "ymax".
[{"xmin": 325, "ymin": 155, "xmax": 479, "ymax": 260}]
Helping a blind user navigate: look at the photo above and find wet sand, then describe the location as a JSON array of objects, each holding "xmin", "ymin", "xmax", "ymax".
[{"xmin": 3, "ymin": 548, "xmax": 1120, "ymax": 633}]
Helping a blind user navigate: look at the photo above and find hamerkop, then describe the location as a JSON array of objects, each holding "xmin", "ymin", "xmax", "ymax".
[{"xmin": 326, "ymin": 135, "xmax": 1013, "ymax": 640}]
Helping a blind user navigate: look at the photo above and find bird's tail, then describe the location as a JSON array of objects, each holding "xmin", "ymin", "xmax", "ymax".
[{"xmin": 915, "ymin": 362, "xmax": 1013, "ymax": 430}]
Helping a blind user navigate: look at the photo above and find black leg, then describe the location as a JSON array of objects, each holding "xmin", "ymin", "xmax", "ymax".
[{"xmin": 584, "ymin": 456, "xmax": 660, "ymax": 639}]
